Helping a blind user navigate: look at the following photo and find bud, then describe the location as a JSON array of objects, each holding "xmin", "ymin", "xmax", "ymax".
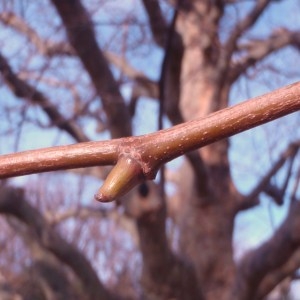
[{"xmin": 95, "ymin": 155, "xmax": 145, "ymax": 202}]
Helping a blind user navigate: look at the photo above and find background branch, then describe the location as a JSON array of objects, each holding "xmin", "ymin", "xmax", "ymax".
[
  {"xmin": 256, "ymin": 248, "xmax": 300, "ymax": 299},
  {"xmin": 51, "ymin": 0, "xmax": 132, "ymax": 138},
  {"xmin": 231, "ymin": 29, "xmax": 300, "ymax": 81},
  {"xmin": 224, "ymin": 0, "xmax": 272, "ymax": 62},
  {"xmin": 239, "ymin": 141, "xmax": 300, "ymax": 210},
  {"xmin": 0, "ymin": 11, "xmax": 74, "ymax": 57},
  {"xmin": 233, "ymin": 200, "xmax": 300, "ymax": 300},
  {"xmin": 0, "ymin": 185, "xmax": 117, "ymax": 300},
  {"xmin": 142, "ymin": 0, "xmax": 168, "ymax": 47},
  {"xmin": 0, "ymin": 52, "xmax": 88, "ymax": 142}
]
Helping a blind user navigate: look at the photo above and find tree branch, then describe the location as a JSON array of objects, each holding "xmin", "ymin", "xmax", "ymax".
[
  {"xmin": 104, "ymin": 51, "xmax": 159, "ymax": 102},
  {"xmin": 7, "ymin": 218, "xmax": 83, "ymax": 299},
  {"xmin": 141, "ymin": 0, "xmax": 168, "ymax": 47},
  {"xmin": 256, "ymin": 247, "xmax": 300, "ymax": 299},
  {"xmin": 0, "ymin": 52, "xmax": 88, "ymax": 143},
  {"xmin": 0, "ymin": 11, "xmax": 74, "ymax": 56},
  {"xmin": 0, "ymin": 185, "xmax": 117, "ymax": 300},
  {"xmin": 232, "ymin": 200, "xmax": 300, "ymax": 300},
  {"xmin": 0, "ymin": 82, "xmax": 299, "ymax": 201},
  {"xmin": 231, "ymin": 29, "xmax": 300, "ymax": 81},
  {"xmin": 238, "ymin": 141, "xmax": 300, "ymax": 210},
  {"xmin": 51, "ymin": 0, "xmax": 132, "ymax": 138},
  {"xmin": 142, "ymin": 0, "xmax": 184, "ymax": 126},
  {"xmin": 224, "ymin": 0, "xmax": 272, "ymax": 62},
  {"xmin": 0, "ymin": 10, "xmax": 157, "ymax": 101}
]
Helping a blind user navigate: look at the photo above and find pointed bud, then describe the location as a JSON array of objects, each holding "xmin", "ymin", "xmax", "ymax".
[{"xmin": 94, "ymin": 155, "xmax": 145, "ymax": 202}]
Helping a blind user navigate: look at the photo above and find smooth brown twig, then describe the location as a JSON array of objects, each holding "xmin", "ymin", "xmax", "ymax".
[{"xmin": 0, "ymin": 82, "xmax": 299, "ymax": 202}]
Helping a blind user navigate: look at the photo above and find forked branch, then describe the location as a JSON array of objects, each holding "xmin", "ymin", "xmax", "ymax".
[{"xmin": 0, "ymin": 82, "xmax": 299, "ymax": 202}]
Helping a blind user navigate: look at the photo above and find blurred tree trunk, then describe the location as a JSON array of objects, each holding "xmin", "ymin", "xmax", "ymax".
[{"xmin": 169, "ymin": 3, "xmax": 237, "ymax": 299}]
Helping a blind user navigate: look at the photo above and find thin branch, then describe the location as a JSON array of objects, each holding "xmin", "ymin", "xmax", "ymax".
[
  {"xmin": 47, "ymin": 205, "xmax": 111, "ymax": 224},
  {"xmin": 231, "ymin": 29, "xmax": 300, "ymax": 81},
  {"xmin": 290, "ymin": 161, "xmax": 300, "ymax": 203},
  {"xmin": 0, "ymin": 52, "xmax": 88, "ymax": 143},
  {"xmin": 232, "ymin": 200, "xmax": 300, "ymax": 300},
  {"xmin": 104, "ymin": 51, "xmax": 159, "ymax": 101},
  {"xmin": 0, "ymin": 82, "xmax": 299, "ymax": 201},
  {"xmin": 7, "ymin": 218, "xmax": 82, "ymax": 298},
  {"xmin": 0, "ymin": 139, "xmax": 119, "ymax": 178},
  {"xmin": 223, "ymin": 0, "xmax": 272, "ymax": 62},
  {"xmin": 275, "ymin": 146, "xmax": 299, "ymax": 203},
  {"xmin": 0, "ymin": 185, "xmax": 117, "ymax": 300},
  {"xmin": 239, "ymin": 141, "xmax": 300, "ymax": 210},
  {"xmin": 0, "ymin": 11, "xmax": 74, "ymax": 56},
  {"xmin": 0, "ymin": 10, "xmax": 156, "ymax": 101}
]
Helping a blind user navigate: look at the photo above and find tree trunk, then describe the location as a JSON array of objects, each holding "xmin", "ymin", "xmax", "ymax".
[{"xmin": 175, "ymin": 4, "xmax": 239, "ymax": 299}]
